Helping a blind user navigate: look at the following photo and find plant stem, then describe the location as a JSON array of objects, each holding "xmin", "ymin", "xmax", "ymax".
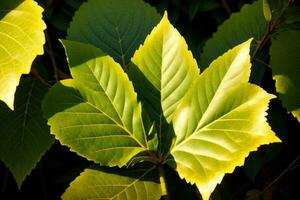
[
  {"xmin": 45, "ymin": 31, "xmax": 58, "ymax": 81},
  {"xmin": 261, "ymin": 154, "xmax": 300, "ymax": 195},
  {"xmin": 1, "ymin": 169, "xmax": 8, "ymax": 193},
  {"xmin": 158, "ymin": 165, "xmax": 169, "ymax": 200},
  {"xmin": 221, "ymin": 0, "xmax": 232, "ymax": 16},
  {"xmin": 31, "ymin": 67, "xmax": 51, "ymax": 87}
]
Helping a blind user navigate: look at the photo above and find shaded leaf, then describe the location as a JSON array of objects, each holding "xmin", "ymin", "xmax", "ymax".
[
  {"xmin": 200, "ymin": 0, "xmax": 267, "ymax": 69},
  {"xmin": 67, "ymin": 0, "xmax": 160, "ymax": 67},
  {"xmin": 170, "ymin": 40, "xmax": 280, "ymax": 200},
  {"xmin": 0, "ymin": 0, "xmax": 46, "ymax": 109},
  {"xmin": 0, "ymin": 78, "xmax": 54, "ymax": 188},
  {"xmin": 270, "ymin": 30, "xmax": 300, "ymax": 121},
  {"xmin": 42, "ymin": 41, "xmax": 149, "ymax": 167},
  {"xmin": 62, "ymin": 164, "xmax": 161, "ymax": 200}
]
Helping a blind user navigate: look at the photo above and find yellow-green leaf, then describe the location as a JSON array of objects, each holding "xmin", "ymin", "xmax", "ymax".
[
  {"xmin": 0, "ymin": 0, "xmax": 46, "ymax": 110},
  {"xmin": 170, "ymin": 40, "xmax": 280, "ymax": 200},
  {"xmin": 42, "ymin": 41, "xmax": 148, "ymax": 167},
  {"xmin": 129, "ymin": 12, "xmax": 199, "ymax": 153}
]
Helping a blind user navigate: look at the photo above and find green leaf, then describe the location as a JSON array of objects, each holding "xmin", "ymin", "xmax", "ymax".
[
  {"xmin": 130, "ymin": 12, "xmax": 199, "ymax": 123},
  {"xmin": 170, "ymin": 40, "xmax": 280, "ymax": 200},
  {"xmin": 67, "ymin": 0, "xmax": 160, "ymax": 67},
  {"xmin": 129, "ymin": 12, "xmax": 199, "ymax": 152},
  {"xmin": 62, "ymin": 165, "xmax": 161, "ymax": 200},
  {"xmin": 0, "ymin": 0, "xmax": 46, "ymax": 110},
  {"xmin": 0, "ymin": 78, "xmax": 54, "ymax": 188},
  {"xmin": 42, "ymin": 40, "xmax": 149, "ymax": 167},
  {"xmin": 270, "ymin": 31, "xmax": 300, "ymax": 122},
  {"xmin": 200, "ymin": 0, "xmax": 267, "ymax": 69}
]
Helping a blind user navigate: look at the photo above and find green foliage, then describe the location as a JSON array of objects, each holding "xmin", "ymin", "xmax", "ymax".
[
  {"xmin": 270, "ymin": 31, "xmax": 300, "ymax": 121},
  {"xmin": 42, "ymin": 11, "xmax": 280, "ymax": 199},
  {"xmin": 62, "ymin": 164, "xmax": 161, "ymax": 200},
  {"xmin": 200, "ymin": 0, "xmax": 267, "ymax": 69},
  {"xmin": 67, "ymin": 0, "xmax": 161, "ymax": 67},
  {"xmin": 0, "ymin": 78, "xmax": 54, "ymax": 188},
  {"xmin": 0, "ymin": 0, "xmax": 299, "ymax": 199},
  {"xmin": 43, "ymin": 40, "xmax": 148, "ymax": 167},
  {"xmin": 0, "ymin": 0, "xmax": 46, "ymax": 109}
]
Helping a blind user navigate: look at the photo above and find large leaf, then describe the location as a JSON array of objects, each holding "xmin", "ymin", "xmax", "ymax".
[
  {"xmin": 170, "ymin": 40, "xmax": 280, "ymax": 200},
  {"xmin": 42, "ymin": 40, "xmax": 149, "ymax": 167},
  {"xmin": 130, "ymin": 12, "xmax": 199, "ymax": 122},
  {"xmin": 62, "ymin": 165, "xmax": 161, "ymax": 200},
  {"xmin": 200, "ymin": 0, "xmax": 267, "ymax": 69},
  {"xmin": 129, "ymin": 13, "xmax": 199, "ymax": 153},
  {"xmin": 67, "ymin": 0, "xmax": 160, "ymax": 67},
  {"xmin": 270, "ymin": 30, "xmax": 300, "ymax": 122},
  {"xmin": 0, "ymin": 0, "xmax": 46, "ymax": 109},
  {"xmin": 0, "ymin": 78, "xmax": 54, "ymax": 188}
]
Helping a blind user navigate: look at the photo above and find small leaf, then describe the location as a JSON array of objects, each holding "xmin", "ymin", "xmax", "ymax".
[
  {"xmin": 200, "ymin": 0, "xmax": 267, "ymax": 69},
  {"xmin": 263, "ymin": 0, "xmax": 272, "ymax": 22},
  {"xmin": 0, "ymin": 0, "xmax": 46, "ymax": 109},
  {"xmin": 62, "ymin": 164, "xmax": 161, "ymax": 200},
  {"xmin": 170, "ymin": 40, "xmax": 280, "ymax": 200},
  {"xmin": 42, "ymin": 41, "xmax": 149, "ymax": 167},
  {"xmin": 67, "ymin": 0, "xmax": 160, "ymax": 67},
  {"xmin": 0, "ymin": 78, "xmax": 54, "ymax": 188},
  {"xmin": 270, "ymin": 30, "xmax": 300, "ymax": 122}
]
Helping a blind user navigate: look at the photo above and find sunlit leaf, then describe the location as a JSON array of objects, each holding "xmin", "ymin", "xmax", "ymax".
[
  {"xmin": 0, "ymin": 0, "xmax": 46, "ymax": 109},
  {"xmin": 42, "ymin": 40, "xmax": 149, "ymax": 167},
  {"xmin": 170, "ymin": 40, "xmax": 280, "ymax": 200}
]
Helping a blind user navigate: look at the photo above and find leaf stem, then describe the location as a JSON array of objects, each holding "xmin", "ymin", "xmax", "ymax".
[
  {"xmin": 158, "ymin": 165, "xmax": 169, "ymax": 199},
  {"xmin": 221, "ymin": 0, "xmax": 232, "ymax": 16},
  {"xmin": 260, "ymin": 154, "xmax": 300, "ymax": 195},
  {"xmin": 45, "ymin": 31, "xmax": 58, "ymax": 81},
  {"xmin": 31, "ymin": 67, "xmax": 51, "ymax": 87}
]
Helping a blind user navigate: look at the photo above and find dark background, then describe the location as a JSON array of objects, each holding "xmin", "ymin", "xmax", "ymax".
[{"xmin": 0, "ymin": 0, "xmax": 299, "ymax": 199}]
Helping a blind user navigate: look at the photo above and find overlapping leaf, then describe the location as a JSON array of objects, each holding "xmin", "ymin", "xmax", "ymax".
[
  {"xmin": 170, "ymin": 40, "xmax": 280, "ymax": 200},
  {"xmin": 67, "ymin": 0, "xmax": 160, "ymax": 67},
  {"xmin": 270, "ymin": 31, "xmax": 300, "ymax": 122},
  {"xmin": 0, "ymin": 0, "xmax": 46, "ymax": 109},
  {"xmin": 42, "ymin": 40, "xmax": 149, "ymax": 167},
  {"xmin": 62, "ymin": 165, "xmax": 161, "ymax": 200},
  {"xmin": 0, "ymin": 78, "xmax": 54, "ymax": 188},
  {"xmin": 200, "ymin": 0, "xmax": 267, "ymax": 69}
]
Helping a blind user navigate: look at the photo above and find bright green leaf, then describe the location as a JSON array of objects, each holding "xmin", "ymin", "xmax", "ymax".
[
  {"xmin": 170, "ymin": 40, "xmax": 280, "ymax": 200},
  {"xmin": 67, "ymin": 0, "xmax": 160, "ymax": 67},
  {"xmin": 130, "ymin": 12, "xmax": 199, "ymax": 123},
  {"xmin": 0, "ymin": 78, "xmax": 54, "ymax": 188},
  {"xmin": 129, "ymin": 12, "xmax": 199, "ymax": 153},
  {"xmin": 42, "ymin": 40, "xmax": 149, "ymax": 167},
  {"xmin": 270, "ymin": 31, "xmax": 300, "ymax": 122},
  {"xmin": 0, "ymin": 0, "xmax": 46, "ymax": 110},
  {"xmin": 62, "ymin": 165, "xmax": 161, "ymax": 200},
  {"xmin": 200, "ymin": 0, "xmax": 267, "ymax": 69}
]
